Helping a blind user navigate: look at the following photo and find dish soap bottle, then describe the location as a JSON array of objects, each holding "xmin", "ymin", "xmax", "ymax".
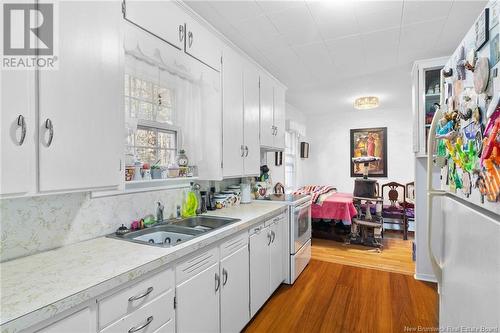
[{"xmin": 181, "ymin": 182, "xmax": 198, "ymax": 218}]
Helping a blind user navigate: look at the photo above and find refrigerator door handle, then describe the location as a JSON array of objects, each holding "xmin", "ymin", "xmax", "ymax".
[{"xmin": 426, "ymin": 100, "xmax": 447, "ymax": 284}]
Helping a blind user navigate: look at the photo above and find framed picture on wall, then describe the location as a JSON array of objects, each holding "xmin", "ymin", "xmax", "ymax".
[
  {"xmin": 475, "ymin": 8, "xmax": 489, "ymax": 51},
  {"xmin": 350, "ymin": 127, "xmax": 388, "ymax": 178}
]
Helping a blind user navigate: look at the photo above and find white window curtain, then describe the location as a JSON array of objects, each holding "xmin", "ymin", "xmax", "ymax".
[{"xmin": 123, "ymin": 42, "xmax": 204, "ymax": 166}]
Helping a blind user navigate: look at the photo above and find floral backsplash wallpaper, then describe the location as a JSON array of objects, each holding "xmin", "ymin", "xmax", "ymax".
[{"xmin": 0, "ymin": 188, "xmax": 187, "ymax": 262}]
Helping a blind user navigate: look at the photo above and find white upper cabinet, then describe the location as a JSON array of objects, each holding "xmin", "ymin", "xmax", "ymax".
[
  {"xmin": 124, "ymin": 0, "xmax": 187, "ymax": 50},
  {"xmin": 38, "ymin": 1, "xmax": 123, "ymax": 193},
  {"xmin": 259, "ymin": 75, "xmax": 286, "ymax": 150},
  {"xmin": 0, "ymin": 70, "xmax": 36, "ymax": 197},
  {"xmin": 273, "ymin": 86, "xmax": 286, "ymax": 150},
  {"xmin": 125, "ymin": 1, "xmax": 221, "ymax": 71},
  {"xmin": 222, "ymin": 48, "xmax": 260, "ymax": 178},
  {"xmin": 222, "ymin": 47, "xmax": 245, "ymax": 178},
  {"xmin": 259, "ymin": 75, "xmax": 275, "ymax": 148},
  {"xmin": 242, "ymin": 64, "xmax": 261, "ymax": 176},
  {"xmin": 185, "ymin": 17, "xmax": 221, "ymax": 71}
]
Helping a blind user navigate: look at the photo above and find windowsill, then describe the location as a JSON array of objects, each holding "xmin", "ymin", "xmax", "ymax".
[{"xmin": 91, "ymin": 177, "xmax": 197, "ymax": 198}]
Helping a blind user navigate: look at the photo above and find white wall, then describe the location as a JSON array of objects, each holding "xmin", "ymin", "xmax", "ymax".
[{"xmin": 301, "ymin": 66, "xmax": 415, "ymax": 193}]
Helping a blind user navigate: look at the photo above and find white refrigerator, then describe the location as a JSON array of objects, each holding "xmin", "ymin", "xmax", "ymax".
[{"xmin": 426, "ymin": 2, "xmax": 500, "ymax": 328}]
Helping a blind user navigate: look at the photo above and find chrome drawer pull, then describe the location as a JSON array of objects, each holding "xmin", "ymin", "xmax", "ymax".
[
  {"xmin": 128, "ymin": 316, "xmax": 153, "ymax": 333},
  {"xmin": 17, "ymin": 115, "xmax": 26, "ymax": 145},
  {"xmin": 244, "ymin": 145, "xmax": 249, "ymax": 157},
  {"xmin": 271, "ymin": 230, "xmax": 276, "ymax": 243},
  {"xmin": 188, "ymin": 31, "xmax": 193, "ymax": 47},
  {"xmin": 241, "ymin": 144, "xmax": 245, "ymax": 157},
  {"xmin": 267, "ymin": 232, "xmax": 272, "ymax": 246},
  {"xmin": 128, "ymin": 286, "xmax": 153, "ymax": 302},
  {"xmin": 44, "ymin": 118, "xmax": 54, "ymax": 147}
]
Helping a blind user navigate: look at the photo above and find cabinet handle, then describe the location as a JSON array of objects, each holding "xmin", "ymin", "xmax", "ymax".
[
  {"xmin": 271, "ymin": 230, "xmax": 276, "ymax": 243},
  {"xmin": 222, "ymin": 268, "xmax": 228, "ymax": 286},
  {"xmin": 16, "ymin": 115, "xmax": 27, "ymax": 146},
  {"xmin": 179, "ymin": 25, "xmax": 184, "ymax": 42},
  {"xmin": 128, "ymin": 316, "xmax": 153, "ymax": 333},
  {"xmin": 267, "ymin": 232, "xmax": 272, "ymax": 246},
  {"xmin": 128, "ymin": 286, "xmax": 153, "ymax": 302},
  {"xmin": 274, "ymin": 127, "xmax": 278, "ymax": 136},
  {"xmin": 188, "ymin": 31, "xmax": 193, "ymax": 48},
  {"xmin": 240, "ymin": 144, "xmax": 245, "ymax": 157},
  {"xmin": 44, "ymin": 118, "xmax": 54, "ymax": 147},
  {"xmin": 215, "ymin": 272, "xmax": 220, "ymax": 292},
  {"xmin": 244, "ymin": 145, "xmax": 249, "ymax": 157}
]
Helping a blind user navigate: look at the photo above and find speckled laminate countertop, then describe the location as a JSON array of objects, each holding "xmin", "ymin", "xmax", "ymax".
[{"xmin": 0, "ymin": 201, "xmax": 287, "ymax": 333}]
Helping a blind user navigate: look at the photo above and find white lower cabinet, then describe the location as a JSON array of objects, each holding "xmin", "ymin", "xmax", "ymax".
[
  {"xmin": 220, "ymin": 234, "xmax": 250, "ymax": 333},
  {"xmin": 270, "ymin": 216, "xmax": 285, "ymax": 292},
  {"xmin": 250, "ymin": 215, "xmax": 286, "ymax": 317},
  {"xmin": 176, "ymin": 247, "xmax": 220, "ymax": 333},
  {"xmin": 36, "ymin": 307, "xmax": 94, "ymax": 333},
  {"xmin": 249, "ymin": 223, "xmax": 271, "ymax": 317}
]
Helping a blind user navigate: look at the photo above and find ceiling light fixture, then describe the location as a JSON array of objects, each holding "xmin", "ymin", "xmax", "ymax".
[{"xmin": 354, "ymin": 96, "xmax": 379, "ymax": 110}]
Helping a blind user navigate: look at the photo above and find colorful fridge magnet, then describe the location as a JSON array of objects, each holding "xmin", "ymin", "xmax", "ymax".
[
  {"xmin": 456, "ymin": 46, "xmax": 467, "ymax": 80},
  {"xmin": 465, "ymin": 49, "xmax": 476, "ymax": 71},
  {"xmin": 473, "ymin": 57, "xmax": 490, "ymax": 94},
  {"xmin": 462, "ymin": 172, "xmax": 472, "ymax": 197}
]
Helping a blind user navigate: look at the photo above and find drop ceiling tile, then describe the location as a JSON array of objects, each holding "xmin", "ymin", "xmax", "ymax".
[
  {"xmin": 399, "ymin": 18, "xmax": 444, "ymax": 55},
  {"xmin": 256, "ymin": 0, "xmax": 303, "ymax": 14},
  {"xmin": 325, "ymin": 34, "xmax": 366, "ymax": 67},
  {"xmin": 402, "ymin": 1, "xmax": 452, "ymax": 26},
  {"xmin": 307, "ymin": 1, "xmax": 359, "ymax": 40},
  {"xmin": 232, "ymin": 15, "xmax": 284, "ymax": 50},
  {"xmin": 361, "ymin": 27, "xmax": 400, "ymax": 71},
  {"xmin": 293, "ymin": 42, "xmax": 334, "ymax": 74},
  {"xmin": 210, "ymin": 1, "xmax": 265, "ymax": 25},
  {"xmin": 354, "ymin": 1, "xmax": 404, "ymax": 33}
]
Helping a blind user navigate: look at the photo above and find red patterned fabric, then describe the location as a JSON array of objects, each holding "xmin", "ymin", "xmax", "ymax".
[
  {"xmin": 311, "ymin": 192, "xmax": 357, "ymax": 223},
  {"xmin": 293, "ymin": 185, "xmax": 337, "ymax": 204}
]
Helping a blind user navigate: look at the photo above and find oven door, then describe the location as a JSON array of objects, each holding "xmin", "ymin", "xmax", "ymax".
[{"xmin": 293, "ymin": 201, "xmax": 311, "ymax": 254}]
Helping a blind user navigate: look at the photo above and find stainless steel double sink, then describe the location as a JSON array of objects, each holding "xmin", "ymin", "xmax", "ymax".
[{"xmin": 107, "ymin": 216, "xmax": 240, "ymax": 248}]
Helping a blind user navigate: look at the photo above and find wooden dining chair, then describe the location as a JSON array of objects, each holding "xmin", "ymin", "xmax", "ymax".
[{"xmin": 381, "ymin": 182, "xmax": 408, "ymax": 240}]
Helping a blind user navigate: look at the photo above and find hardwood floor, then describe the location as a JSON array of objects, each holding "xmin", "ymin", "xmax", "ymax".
[
  {"xmin": 312, "ymin": 233, "xmax": 415, "ymax": 275},
  {"xmin": 244, "ymin": 260, "xmax": 438, "ymax": 333}
]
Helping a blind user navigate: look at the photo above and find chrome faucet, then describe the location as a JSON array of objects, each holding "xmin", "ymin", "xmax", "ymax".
[{"xmin": 156, "ymin": 201, "xmax": 164, "ymax": 223}]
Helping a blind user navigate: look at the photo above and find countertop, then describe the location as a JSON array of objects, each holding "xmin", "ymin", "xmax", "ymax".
[{"xmin": 0, "ymin": 201, "xmax": 287, "ymax": 333}]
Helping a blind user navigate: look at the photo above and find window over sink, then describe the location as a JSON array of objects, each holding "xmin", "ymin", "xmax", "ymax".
[{"xmin": 124, "ymin": 73, "xmax": 179, "ymax": 167}]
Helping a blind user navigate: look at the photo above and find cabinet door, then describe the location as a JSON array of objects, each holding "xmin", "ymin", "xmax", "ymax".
[
  {"xmin": 124, "ymin": 0, "xmax": 186, "ymax": 50},
  {"xmin": 273, "ymin": 86, "xmax": 286, "ymax": 150},
  {"xmin": 38, "ymin": 2, "xmax": 123, "ymax": 192},
  {"xmin": 36, "ymin": 307, "xmax": 93, "ymax": 333},
  {"xmin": 185, "ymin": 19, "xmax": 221, "ymax": 71},
  {"xmin": 0, "ymin": 69, "xmax": 35, "ymax": 197},
  {"xmin": 221, "ymin": 245, "xmax": 250, "ymax": 333},
  {"xmin": 222, "ymin": 47, "xmax": 244, "ymax": 177},
  {"xmin": 249, "ymin": 226, "xmax": 271, "ymax": 317},
  {"xmin": 176, "ymin": 262, "xmax": 220, "ymax": 333},
  {"xmin": 243, "ymin": 65, "xmax": 261, "ymax": 176},
  {"xmin": 259, "ymin": 75, "xmax": 274, "ymax": 148},
  {"xmin": 270, "ymin": 220, "xmax": 284, "ymax": 292}
]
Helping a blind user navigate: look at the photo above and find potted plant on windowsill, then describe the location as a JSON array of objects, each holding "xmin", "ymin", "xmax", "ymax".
[{"xmin": 151, "ymin": 160, "xmax": 163, "ymax": 179}]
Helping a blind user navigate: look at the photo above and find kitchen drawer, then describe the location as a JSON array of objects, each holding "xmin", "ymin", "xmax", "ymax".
[
  {"xmin": 265, "ymin": 212, "xmax": 287, "ymax": 227},
  {"xmin": 153, "ymin": 319, "xmax": 174, "ymax": 333},
  {"xmin": 98, "ymin": 268, "xmax": 174, "ymax": 329},
  {"xmin": 176, "ymin": 246, "xmax": 219, "ymax": 285},
  {"xmin": 249, "ymin": 222, "xmax": 266, "ymax": 236},
  {"xmin": 220, "ymin": 231, "xmax": 248, "ymax": 259},
  {"xmin": 101, "ymin": 290, "xmax": 173, "ymax": 333}
]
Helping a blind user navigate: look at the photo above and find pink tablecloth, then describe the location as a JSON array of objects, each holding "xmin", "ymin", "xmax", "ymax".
[{"xmin": 311, "ymin": 192, "xmax": 357, "ymax": 223}]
